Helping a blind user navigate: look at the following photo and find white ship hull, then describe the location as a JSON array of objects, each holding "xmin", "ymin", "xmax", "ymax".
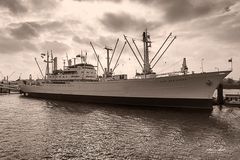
[{"xmin": 20, "ymin": 71, "xmax": 230, "ymax": 109}]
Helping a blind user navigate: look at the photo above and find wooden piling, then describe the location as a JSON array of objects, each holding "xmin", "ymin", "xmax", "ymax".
[
  {"xmin": 0, "ymin": 81, "xmax": 2, "ymax": 93},
  {"xmin": 217, "ymin": 83, "xmax": 224, "ymax": 105},
  {"xmin": 8, "ymin": 82, "xmax": 10, "ymax": 94}
]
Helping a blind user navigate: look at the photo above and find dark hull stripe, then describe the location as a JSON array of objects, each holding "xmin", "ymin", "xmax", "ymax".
[{"xmin": 22, "ymin": 92, "xmax": 213, "ymax": 109}]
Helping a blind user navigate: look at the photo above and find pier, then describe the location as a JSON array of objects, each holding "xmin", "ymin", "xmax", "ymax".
[
  {"xmin": 215, "ymin": 83, "xmax": 240, "ymax": 107},
  {"xmin": 0, "ymin": 83, "xmax": 20, "ymax": 93}
]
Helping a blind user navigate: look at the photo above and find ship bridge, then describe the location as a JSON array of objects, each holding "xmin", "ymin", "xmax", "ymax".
[{"xmin": 68, "ymin": 63, "xmax": 95, "ymax": 69}]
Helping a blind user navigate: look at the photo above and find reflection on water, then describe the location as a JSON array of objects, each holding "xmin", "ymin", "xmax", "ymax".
[{"xmin": 0, "ymin": 94, "xmax": 240, "ymax": 159}]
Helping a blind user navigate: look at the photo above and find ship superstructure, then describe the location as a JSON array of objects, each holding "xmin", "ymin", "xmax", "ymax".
[{"xmin": 20, "ymin": 30, "xmax": 231, "ymax": 109}]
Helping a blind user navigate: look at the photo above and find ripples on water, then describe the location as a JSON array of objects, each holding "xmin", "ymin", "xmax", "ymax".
[{"xmin": 0, "ymin": 94, "xmax": 240, "ymax": 159}]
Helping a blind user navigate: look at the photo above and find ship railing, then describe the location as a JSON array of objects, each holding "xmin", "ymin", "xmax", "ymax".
[{"xmin": 155, "ymin": 71, "xmax": 184, "ymax": 77}]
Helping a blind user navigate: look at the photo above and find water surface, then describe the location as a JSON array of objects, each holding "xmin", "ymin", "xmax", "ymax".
[{"xmin": 0, "ymin": 94, "xmax": 240, "ymax": 159}]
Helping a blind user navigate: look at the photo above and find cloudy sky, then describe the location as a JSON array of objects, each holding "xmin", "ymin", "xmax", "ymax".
[{"xmin": 0, "ymin": 0, "xmax": 239, "ymax": 80}]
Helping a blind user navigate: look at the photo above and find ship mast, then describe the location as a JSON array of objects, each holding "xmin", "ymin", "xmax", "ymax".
[
  {"xmin": 46, "ymin": 51, "xmax": 50, "ymax": 76},
  {"xmin": 143, "ymin": 29, "xmax": 152, "ymax": 74},
  {"xmin": 124, "ymin": 29, "xmax": 176, "ymax": 77},
  {"xmin": 104, "ymin": 46, "xmax": 113, "ymax": 77},
  {"xmin": 51, "ymin": 50, "xmax": 54, "ymax": 73},
  {"xmin": 43, "ymin": 51, "xmax": 54, "ymax": 78},
  {"xmin": 90, "ymin": 40, "xmax": 126, "ymax": 79}
]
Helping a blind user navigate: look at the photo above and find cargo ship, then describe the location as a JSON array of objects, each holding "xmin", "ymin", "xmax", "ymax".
[{"xmin": 20, "ymin": 30, "xmax": 231, "ymax": 109}]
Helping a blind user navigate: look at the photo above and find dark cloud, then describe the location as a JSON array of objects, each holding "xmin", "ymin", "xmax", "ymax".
[
  {"xmin": 100, "ymin": 12, "xmax": 161, "ymax": 32},
  {"xmin": 74, "ymin": 0, "xmax": 122, "ymax": 3},
  {"xmin": 8, "ymin": 21, "xmax": 67, "ymax": 40},
  {"xmin": 0, "ymin": 0, "xmax": 60, "ymax": 16},
  {"xmin": 72, "ymin": 36, "xmax": 92, "ymax": 45},
  {"xmin": 9, "ymin": 23, "xmax": 39, "ymax": 40},
  {"xmin": 97, "ymin": 36, "xmax": 119, "ymax": 47},
  {"xmin": 72, "ymin": 35, "xmax": 127, "ymax": 63},
  {"xmin": 212, "ymin": 21, "xmax": 240, "ymax": 44},
  {"xmin": 178, "ymin": 9, "xmax": 240, "ymax": 44},
  {"xmin": 42, "ymin": 21, "xmax": 65, "ymax": 30},
  {"xmin": 72, "ymin": 35, "xmax": 119, "ymax": 48},
  {"xmin": 0, "ymin": 0, "xmax": 27, "ymax": 15},
  {"xmin": 0, "ymin": 36, "xmax": 37, "ymax": 54},
  {"xmin": 9, "ymin": 21, "xmax": 66, "ymax": 31},
  {"xmin": 29, "ymin": 0, "xmax": 59, "ymax": 11},
  {"xmin": 40, "ymin": 41, "xmax": 70, "ymax": 55},
  {"xmin": 162, "ymin": 0, "xmax": 212, "ymax": 23},
  {"xmin": 132, "ymin": 0, "xmax": 236, "ymax": 23}
]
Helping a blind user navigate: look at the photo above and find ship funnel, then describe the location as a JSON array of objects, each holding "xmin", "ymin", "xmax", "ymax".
[{"xmin": 53, "ymin": 57, "xmax": 58, "ymax": 71}]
